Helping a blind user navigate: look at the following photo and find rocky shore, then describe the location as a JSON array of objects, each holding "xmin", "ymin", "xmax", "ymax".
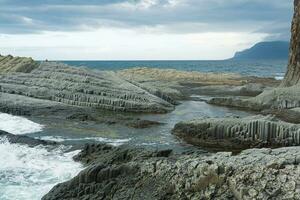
[
  {"xmin": 2, "ymin": 1, "xmax": 300, "ymax": 199},
  {"xmin": 43, "ymin": 143, "xmax": 300, "ymax": 200},
  {"xmin": 0, "ymin": 130, "xmax": 56, "ymax": 147},
  {"xmin": 172, "ymin": 115, "xmax": 300, "ymax": 151},
  {"xmin": 0, "ymin": 54, "xmax": 38, "ymax": 73},
  {"xmin": 118, "ymin": 67, "xmax": 279, "ymax": 101},
  {"xmin": 0, "ymin": 61, "xmax": 174, "ymax": 113}
]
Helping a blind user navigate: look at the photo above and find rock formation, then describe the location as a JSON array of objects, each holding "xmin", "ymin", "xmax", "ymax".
[
  {"xmin": 0, "ymin": 62, "xmax": 174, "ymax": 113},
  {"xmin": 0, "ymin": 130, "xmax": 56, "ymax": 147},
  {"xmin": 173, "ymin": 115, "xmax": 300, "ymax": 151},
  {"xmin": 43, "ymin": 143, "xmax": 300, "ymax": 200},
  {"xmin": 118, "ymin": 67, "xmax": 278, "ymax": 102},
  {"xmin": 281, "ymin": 0, "xmax": 300, "ymax": 86},
  {"xmin": 209, "ymin": 0, "xmax": 300, "ymax": 111},
  {"xmin": 0, "ymin": 54, "xmax": 38, "ymax": 73}
]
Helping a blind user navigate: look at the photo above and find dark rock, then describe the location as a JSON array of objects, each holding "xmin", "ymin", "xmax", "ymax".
[
  {"xmin": 66, "ymin": 113, "xmax": 96, "ymax": 121},
  {"xmin": 125, "ymin": 119, "xmax": 163, "ymax": 129},
  {"xmin": 43, "ymin": 144, "xmax": 300, "ymax": 200},
  {"xmin": 0, "ymin": 130, "xmax": 56, "ymax": 147}
]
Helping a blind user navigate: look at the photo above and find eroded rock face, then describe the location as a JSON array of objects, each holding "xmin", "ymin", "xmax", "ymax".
[
  {"xmin": 172, "ymin": 115, "xmax": 300, "ymax": 151},
  {"xmin": 0, "ymin": 54, "xmax": 38, "ymax": 73},
  {"xmin": 281, "ymin": 0, "xmax": 300, "ymax": 86},
  {"xmin": 0, "ymin": 62, "xmax": 174, "ymax": 113},
  {"xmin": 43, "ymin": 144, "xmax": 300, "ymax": 200}
]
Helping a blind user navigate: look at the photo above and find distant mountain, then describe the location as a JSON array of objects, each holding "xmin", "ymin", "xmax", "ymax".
[{"xmin": 231, "ymin": 41, "xmax": 289, "ymax": 60}]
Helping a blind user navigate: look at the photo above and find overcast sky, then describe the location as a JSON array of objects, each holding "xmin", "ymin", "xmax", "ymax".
[{"xmin": 0, "ymin": 0, "xmax": 293, "ymax": 60}]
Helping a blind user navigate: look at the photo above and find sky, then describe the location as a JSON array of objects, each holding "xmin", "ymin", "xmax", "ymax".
[{"xmin": 0, "ymin": 0, "xmax": 293, "ymax": 60}]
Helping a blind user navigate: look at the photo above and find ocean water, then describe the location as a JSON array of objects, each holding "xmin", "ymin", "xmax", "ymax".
[
  {"xmin": 61, "ymin": 59, "xmax": 287, "ymax": 79},
  {"xmin": 0, "ymin": 113, "xmax": 83, "ymax": 200},
  {"xmin": 28, "ymin": 101, "xmax": 251, "ymax": 151}
]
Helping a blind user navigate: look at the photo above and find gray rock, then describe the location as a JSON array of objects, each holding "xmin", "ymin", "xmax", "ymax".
[
  {"xmin": 0, "ymin": 54, "xmax": 38, "ymax": 73},
  {"xmin": 0, "ymin": 130, "xmax": 56, "ymax": 147},
  {"xmin": 172, "ymin": 115, "xmax": 300, "ymax": 151},
  {"xmin": 43, "ymin": 143, "xmax": 300, "ymax": 200},
  {"xmin": 0, "ymin": 62, "xmax": 174, "ymax": 113}
]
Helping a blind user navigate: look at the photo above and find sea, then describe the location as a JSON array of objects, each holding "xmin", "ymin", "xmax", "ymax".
[
  {"xmin": 61, "ymin": 59, "xmax": 288, "ymax": 80},
  {"xmin": 0, "ymin": 59, "xmax": 287, "ymax": 200}
]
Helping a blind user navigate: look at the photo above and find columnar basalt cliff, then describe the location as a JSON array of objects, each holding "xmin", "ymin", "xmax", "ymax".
[
  {"xmin": 43, "ymin": 144, "xmax": 300, "ymax": 200},
  {"xmin": 281, "ymin": 0, "xmax": 300, "ymax": 87},
  {"xmin": 0, "ymin": 54, "xmax": 38, "ymax": 73},
  {"xmin": 173, "ymin": 115, "xmax": 300, "ymax": 151},
  {"xmin": 0, "ymin": 62, "xmax": 174, "ymax": 113}
]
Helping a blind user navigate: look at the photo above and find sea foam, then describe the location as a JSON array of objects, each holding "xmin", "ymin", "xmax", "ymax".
[
  {"xmin": 0, "ymin": 113, "xmax": 43, "ymax": 135},
  {"xmin": 0, "ymin": 113, "xmax": 82, "ymax": 200},
  {"xmin": 0, "ymin": 138, "xmax": 82, "ymax": 200}
]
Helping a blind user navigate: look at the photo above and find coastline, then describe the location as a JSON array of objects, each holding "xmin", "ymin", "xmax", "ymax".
[{"xmin": 0, "ymin": 55, "xmax": 299, "ymax": 199}]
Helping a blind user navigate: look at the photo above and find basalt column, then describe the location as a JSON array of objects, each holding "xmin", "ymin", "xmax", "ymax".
[{"xmin": 281, "ymin": 0, "xmax": 300, "ymax": 86}]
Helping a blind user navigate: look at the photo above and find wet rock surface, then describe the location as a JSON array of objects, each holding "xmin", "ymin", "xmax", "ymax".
[
  {"xmin": 0, "ymin": 130, "xmax": 56, "ymax": 147},
  {"xmin": 125, "ymin": 119, "xmax": 163, "ymax": 129},
  {"xmin": 173, "ymin": 115, "xmax": 300, "ymax": 151},
  {"xmin": 43, "ymin": 143, "xmax": 300, "ymax": 200}
]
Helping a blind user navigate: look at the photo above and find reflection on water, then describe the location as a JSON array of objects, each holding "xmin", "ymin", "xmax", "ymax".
[{"xmin": 28, "ymin": 101, "xmax": 251, "ymax": 151}]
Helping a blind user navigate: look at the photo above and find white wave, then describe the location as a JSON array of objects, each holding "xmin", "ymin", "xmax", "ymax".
[
  {"xmin": 37, "ymin": 136, "xmax": 131, "ymax": 146},
  {"xmin": 275, "ymin": 73, "xmax": 285, "ymax": 80},
  {"xmin": 0, "ymin": 113, "xmax": 43, "ymax": 135},
  {"xmin": 0, "ymin": 137, "xmax": 82, "ymax": 200}
]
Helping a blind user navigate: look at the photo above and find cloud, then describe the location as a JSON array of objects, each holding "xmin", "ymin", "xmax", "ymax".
[
  {"xmin": 0, "ymin": 0, "xmax": 293, "ymax": 59},
  {"xmin": 0, "ymin": 0, "xmax": 293, "ymax": 39}
]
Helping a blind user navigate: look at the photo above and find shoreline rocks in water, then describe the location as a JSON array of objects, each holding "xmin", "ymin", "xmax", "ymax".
[
  {"xmin": 0, "ymin": 130, "xmax": 56, "ymax": 147},
  {"xmin": 172, "ymin": 115, "xmax": 300, "ymax": 151},
  {"xmin": 43, "ymin": 143, "xmax": 300, "ymax": 200}
]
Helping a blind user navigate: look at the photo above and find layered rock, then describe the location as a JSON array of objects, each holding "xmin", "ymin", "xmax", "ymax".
[
  {"xmin": 209, "ymin": 83, "xmax": 300, "ymax": 111},
  {"xmin": 172, "ymin": 115, "xmax": 300, "ymax": 151},
  {"xmin": 0, "ymin": 62, "xmax": 174, "ymax": 113},
  {"xmin": 0, "ymin": 54, "xmax": 38, "ymax": 73},
  {"xmin": 43, "ymin": 143, "xmax": 300, "ymax": 200},
  {"xmin": 281, "ymin": 0, "xmax": 300, "ymax": 86},
  {"xmin": 118, "ymin": 68, "xmax": 279, "ymax": 103}
]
